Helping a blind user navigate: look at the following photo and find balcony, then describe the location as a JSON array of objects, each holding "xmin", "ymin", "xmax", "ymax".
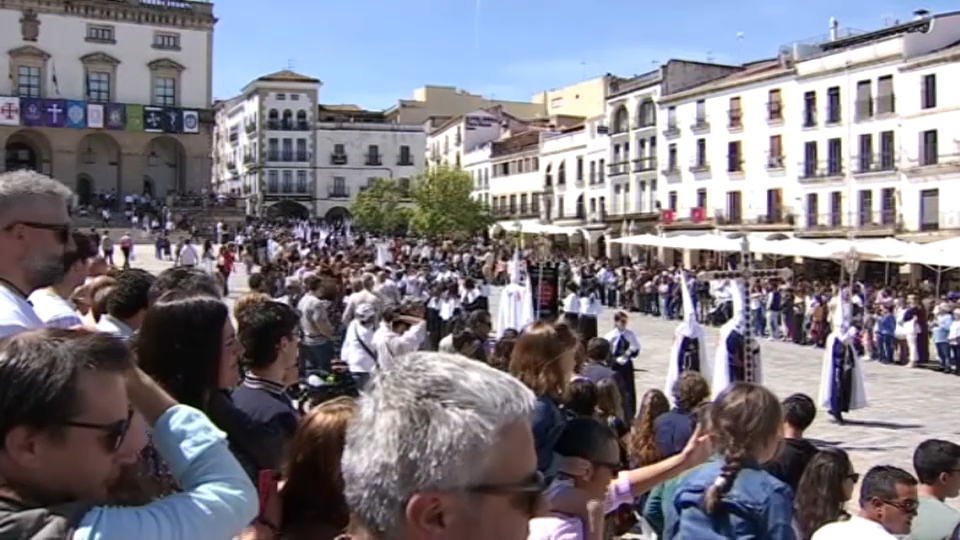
[
  {"xmin": 715, "ymin": 210, "xmax": 744, "ymax": 226},
  {"xmin": 688, "ymin": 158, "xmax": 710, "ymax": 173},
  {"xmin": 825, "ymin": 108, "xmax": 842, "ymax": 125},
  {"xmin": 876, "ymin": 94, "xmax": 896, "ymax": 116},
  {"xmin": 766, "ymin": 153, "xmax": 786, "ymax": 170},
  {"xmin": 265, "ymin": 180, "xmax": 315, "ymax": 196},
  {"xmin": 801, "ymin": 110, "xmax": 817, "ymax": 129},
  {"xmin": 690, "ymin": 115, "xmax": 710, "ymax": 133},
  {"xmin": 902, "ymin": 151, "xmax": 960, "ymax": 174},
  {"xmin": 662, "ymin": 121, "xmax": 680, "ymax": 138},
  {"xmin": 766, "ymin": 102, "xmax": 784, "ymax": 125},
  {"xmin": 633, "ymin": 156, "xmax": 656, "ymax": 174},
  {"xmin": 327, "ymin": 187, "xmax": 350, "ymax": 198},
  {"xmin": 330, "ymin": 153, "xmax": 347, "ymax": 165},
  {"xmin": 802, "ymin": 210, "xmax": 900, "ymax": 233},
  {"xmin": 727, "ymin": 110, "xmax": 743, "ymax": 130},
  {"xmin": 726, "ymin": 158, "xmax": 744, "ymax": 174},
  {"xmin": 854, "ymin": 98, "xmax": 873, "ymax": 122},
  {"xmin": 397, "ymin": 155, "xmax": 415, "ymax": 166},
  {"xmin": 608, "ymin": 161, "xmax": 629, "ymax": 177},
  {"xmin": 243, "ymin": 153, "xmax": 256, "ymax": 164},
  {"xmin": 661, "ymin": 164, "xmax": 681, "ymax": 178},
  {"xmin": 798, "ymin": 159, "xmax": 844, "ymax": 182},
  {"xmin": 852, "ymin": 153, "xmax": 897, "ymax": 175},
  {"xmin": 244, "ymin": 121, "xmax": 256, "ymax": 133},
  {"xmin": 365, "ymin": 153, "xmax": 382, "ymax": 166}
]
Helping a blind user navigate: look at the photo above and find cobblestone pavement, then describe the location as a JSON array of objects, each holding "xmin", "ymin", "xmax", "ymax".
[{"xmin": 133, "ymin": 246, "xmax": 960, "ymax": 506}]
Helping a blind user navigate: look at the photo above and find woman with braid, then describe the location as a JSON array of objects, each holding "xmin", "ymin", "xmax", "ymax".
[{"xmin": 665, "ymin": 382, "xmax": 796, "ymax": 539}]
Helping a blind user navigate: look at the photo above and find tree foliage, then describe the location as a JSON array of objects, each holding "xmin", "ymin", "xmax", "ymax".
[
  {"xmin": 409, "ymin": 166, "xmax": 492, "ymax": 238},
  {"xmin": 349, "ymin": 178, "xmax": 411, "ymax": 234}
]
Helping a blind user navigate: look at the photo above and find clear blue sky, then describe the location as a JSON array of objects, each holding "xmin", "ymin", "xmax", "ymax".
[{"xmin": 212, "ymin": 0, "xmax": 957, "ymax": 109}]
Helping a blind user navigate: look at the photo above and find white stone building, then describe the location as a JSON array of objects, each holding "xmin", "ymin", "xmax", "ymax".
[
  {"xmin": 425, "ymin": 107, "xmax": 527, "ymax": 170},
  {"xmin": 211, "ymin": 70, "xmax": 425, "ymax": 219},
  {"xmin": 0, "ymin": 0, "xmax": 216, "ymax": 203}
]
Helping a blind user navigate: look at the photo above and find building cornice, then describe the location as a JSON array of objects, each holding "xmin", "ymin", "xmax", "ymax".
[
  {"xmin": 795, "ymin": 53, "xmax": 901, "ymax": 80},
  {"xmin": 6, "ymin": 0, "xmax": 216, "ymax": 32},
  {"xmin": 659, "ymin": 69, "xmax": 794, "ymax": 105},
  {"xmin": 899, "ymin": 48, "xmax": 960, "ymax": 72}
]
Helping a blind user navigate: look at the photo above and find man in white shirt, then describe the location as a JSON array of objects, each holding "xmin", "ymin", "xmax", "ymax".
[
  {"xmin": 813, "ymin": 465, "xmax": 919, "ymax": 540},
  {"xmin": 342, "ymin": 273, "xmax": 382, "ymax": 324},
  {"xmin": 375, "ymin": 304, "xmax": 426, "ymax": 369},
  {"xmin": 29, "ymin": 232, "xmax": 96, "ymax": 329},
  {"xmin": 0, "ymin": 170, "xmax": 74, "ymax": 338},
  {"xmin": 177, "ymin": 237, "xmax": 199, "ymax": 267}
]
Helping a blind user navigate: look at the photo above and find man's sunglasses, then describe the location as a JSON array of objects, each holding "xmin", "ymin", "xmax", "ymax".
[
  {"xmin": 465, "ymin": 470, "xmax": 546, "ymax": 516},
  {"xmin": 61, "ymin": 408, "xmax": 134, "ymax": 452},
  {"xmin": 4, "ymin": 221, "xmax": 71, "ymax": 244}
]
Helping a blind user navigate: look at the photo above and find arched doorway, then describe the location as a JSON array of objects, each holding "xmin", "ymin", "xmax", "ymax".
[
  {"xmin": 266, "ymin": 200, "xmax": 309, "ymax": 219},
  {"xmin": 596, "ymin": 235, "xmax": 607, "ymax": 259},
  {"xmin": 144, "ymin": 136, "xmax": 186, "ymax": 197},
  {"xmin": 4, "ymin": 129, "xmax": 52, "ymax": 173},
  {"xmin": 76, "ymin": 133, "xmax": 121, "ymax": 200},
  {"xmin": 324, "ymin": 206, "xmax": 351, "ymax": 223},
  {"xmin": 76, "ymin": 175, "xmax": 93, "ymax": 207}
]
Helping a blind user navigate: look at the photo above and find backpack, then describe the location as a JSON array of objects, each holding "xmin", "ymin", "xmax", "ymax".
[{"xmin": 0, "ymin": 495, "xmax": 93, "ymax": 540}]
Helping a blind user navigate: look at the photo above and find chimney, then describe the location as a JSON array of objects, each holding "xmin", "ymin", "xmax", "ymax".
[
  {"xmin": 914, "ymin": 9, "xmax": 930, "ymax": 20},
  {"xmin": 829, "ymin": 17, "xmax": 840, "ymax": 40}
]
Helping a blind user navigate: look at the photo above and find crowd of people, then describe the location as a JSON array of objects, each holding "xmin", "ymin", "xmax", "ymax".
[{"xmin": 0, "ymin": 168, "xmax": 957, "ymax": 540}]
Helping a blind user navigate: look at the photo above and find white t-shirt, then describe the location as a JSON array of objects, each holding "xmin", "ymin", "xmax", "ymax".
[
  {"xmin": 27, "ymin": 289, "xmax": 83, "ymax": 329},
  {"xmin": 812, "ymin": 516, "xmax": 897, "ymax": 540},
  {"xmin": 0, "ymin": 284, "xmax": 44, "ymax": 338},
  {"xmin": 179, "ymin": 244, "xmax": 199, "ymax": 265},
  {"xmin": 341, "ymin": 319, "xmax": 378, "ymax": 373}
]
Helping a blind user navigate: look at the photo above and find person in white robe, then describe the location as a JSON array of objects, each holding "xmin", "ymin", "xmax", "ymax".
[
  {"xmin": 711, "ymin": 278, "xmax": 763, "ymax": 399},
  {"xmin": 817, "ymin": 289, "xmax": 868, "ymax": 424},
  {"xmin": 665, "ymin": 271, "xmax": 711, "ymax": 405},
  {"xmin": 495, "ymin": 251, "xmax": 534, "ymax": 338}
]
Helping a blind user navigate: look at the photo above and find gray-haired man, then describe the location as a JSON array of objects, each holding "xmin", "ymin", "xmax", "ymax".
[{"xmin": 342, "ymin": 352, "xmax": 542, "ymax": 540}]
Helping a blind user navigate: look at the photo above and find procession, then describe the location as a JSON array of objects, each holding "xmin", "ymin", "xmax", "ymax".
[{"xmin": 4, "ymin": 0, "xmax": 960, "ymax": 539}]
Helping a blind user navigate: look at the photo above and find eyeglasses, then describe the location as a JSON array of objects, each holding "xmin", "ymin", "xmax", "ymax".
[
  {"xmin": 60, "ymin": 408, "xmax": 134, "ymax": 452},
  {"xmin": 881, "ymin": 497, "xmax": 919, "ymax": 515},
  {"xmin": 465, "ymin": 470, "xmax": 546, "ymax": 516},
  {"xmin": 847, "ymin": 472, "xmax": 860, "ymax": 483},
  {"xmin": 4, "ymin": 221, "xmax": 71, "ymax": 244}
]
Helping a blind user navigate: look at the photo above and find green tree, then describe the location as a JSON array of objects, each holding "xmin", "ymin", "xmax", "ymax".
[
  {"xmin": 349, "ymin": 178, "xmax": 411, "ymax": 234},
  {"xmin": 410, "ymin": 166, "xmax": 492, "ymax": 238}
]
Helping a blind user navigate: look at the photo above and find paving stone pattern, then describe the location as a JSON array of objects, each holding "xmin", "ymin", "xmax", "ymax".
[{"xmin": 132, "ymin": 246, "xmax": 960, "ymax": 509}]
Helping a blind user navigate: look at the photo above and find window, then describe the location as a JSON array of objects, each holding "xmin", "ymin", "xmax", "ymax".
[
  {"xmin": 667, "ymin": 144, "xmax": 678, "ymax": 170},
  {"xmin": 695, "ymin": 100, "xmax": 706, "ymax": 121},
  {"xmin": 598, "ymin": 159, "xmax": 605, "ymax": 182},
  {"xmin": 726, "ymin": 191, "xmax": 743, "ymax": 223},
  {"xmin": 767, "ymin": 88, "xmax": 783, "ymax": 121},
  {"xmin": 333, "ymin": 177, "xmax": 346, "ymax": 194},
  {"xmin": 557, "ymin": 161, "xmax": 566, "ymax": 184},
  {"xmin": 334, "ymin": 143, "xmax": 345, "ymax": 155},
  {"xmin": 921, "ymin": 74, "xmax": 937, "ymax": 109},
  {"xmin": 880, "ymin": 187, "xmax": 896, "ymax": 225},
  {"xmin": 296, "ymin": 170, "xmax": 308, "ymax": 193},
  {"xmin": 858, "ymin": 189, "xmax": 873, "ymax": 225},
  {"xmin": 366, "ymin": 145, "xmax": 381, "ymax": 165},
  {"xmin": 296, "ymin": 110, "xmax": 308, "ymax": 129},
  {"xmin": 153, "ymin": 76, "xmax": 176, "ymax": 107},
  {"xmin": 576, "ymin": 156, "xmax": 584, "ymax": 181},
  {"xmin": 826, "ymin": 86, "xmax": 841, "ymax": 123},
  {"xmin": 827, "ymin": 138, "xmax": 842, "ymax": 175},
  {"xmin": 268, "ymin": 139, "xmax": 279, "ymax": 160},
  {"xmin": 638, "ymin": 100, "xmax": 656, "ymax": 127},
  {"xmin": 267, "ymin": 170, "xmax": 279, "ymax": 192},
  {"xmin": 281, "ymin": 139, "xmax": 293, "ymax": 161},
  {"xmin": 666, "ymin": 107, "xmax": 678, "ymax": 130},
  {"xmin": 695, "ymin": 139, "xmax": 707, "ymax": 167},
  {"xmin": 855, "ymin": 80, "xmax": 873, "ymax": 121},
  {"xmin": 806, "ymin": 193, "xmax": 819, "ymax": 227},
  {"xmin": 728, "ymin": 96, "xmax": 742, "ymax": 128},
  {"xmin": 589, "ymin": 161, "xmax": 596, "ymax": 184},
  {"xmin": 290, "ymin": 94, "xmax": 300, "ymax": 101},
  {"xmin": 880, "ymin": 131, "xmax": 895, "ymax": 170},
  {"xmin": 281, "ymin": 170, "xmax": 293, "ymax": 193},
  {"xmin": 296, "ymin": 139, "xmax": 307, "ymax": 161},
  {"xmin": 86, "ymin": 25, "xmax": 115, "ymax": 43},
  {"xmin": 830, "ymin": 191, "xmax": 843, "ymax": 227},
  {"xmin": 858, "ymin": 134, "xmax": 873, "ymax": 172},
  {"xmin": 276, "ymin": 93, "xmax": 286, "ymax": 100},
  {"xmin": 877, "ymin": 75, "xmax": 895, "ymax": 114},
  {"xmin": 727, "ymin": 141, "xmax": 742, "ymax": 172},
  {"xmin": 767, "ymin": 188, "xmax": 783, "ymax": 221},
  {"xmin": 399, "ymin": 145, "xmax": 412, "ymax": 165},
  {"xmin": 153, "ymin": 33, "xmax": 180, "ymax": 50},
  {"xmin": 86, "ymin": 71, "xmax": 111, "ymax": 102},
  {"xmin": 668, "ymin": 191, "xmax": 678, "ymax": 210},
  {"xmin": 696, "ymin": 188, "xmax": 707, "ymax": 209},
  {"xmin": 768, "ymin": 135, "xmax": 783, "ymax": 168},
  {"xmin": 920, "ymin": 129, "xmax": 938, "ymax": 166},
  {"xmin": 803, "ymin": 91, "xmax": 817, "ymax": 127},
  {"xmin": 803, "ymin": 141, "xmax": 818, "ymax": 177},
  {"xmin": 16, "ymin": 65, "xmax": 40, "ymax": 98}
]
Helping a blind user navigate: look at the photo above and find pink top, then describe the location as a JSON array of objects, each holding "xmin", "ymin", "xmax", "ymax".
[{"xmin": 531, "ymin": 473, "xmax": 633, "ymax": 540}]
